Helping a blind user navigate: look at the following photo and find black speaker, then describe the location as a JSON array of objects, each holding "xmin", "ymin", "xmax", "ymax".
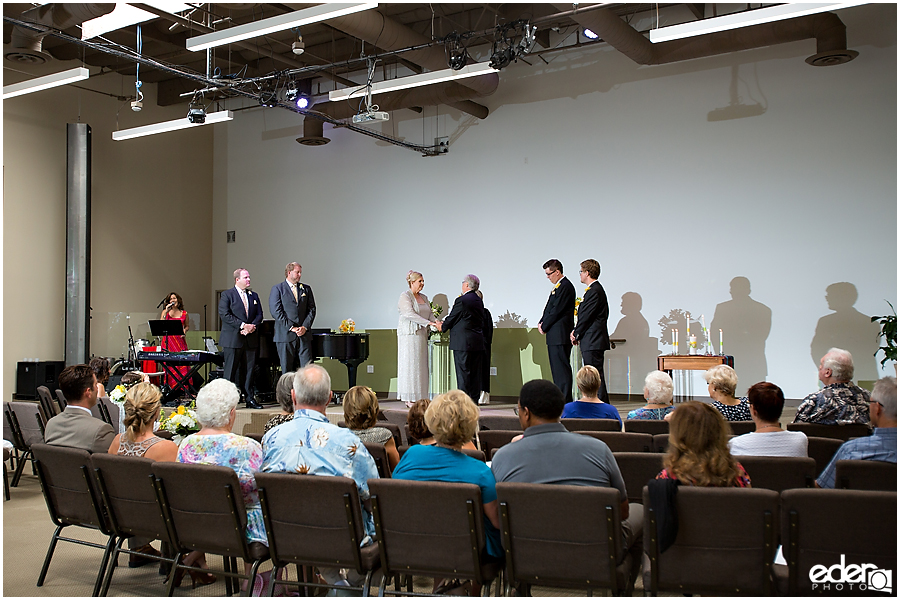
[{"xmin": 16, "ymin": 361, "xmax": 66, "ymax": 400}]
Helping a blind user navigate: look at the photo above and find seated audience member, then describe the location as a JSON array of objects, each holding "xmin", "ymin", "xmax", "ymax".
[
  {"xmin": 344, "ymin": 385, "xmax": 400, "ymax": 470},
  {"xmin": 262, "ymin": 364, "xmax": 378, "ymax": 589},
  {"xmin": 794, "ymin": 348, "xmax": 870, "ymax": 425},
  {"xmin": 178, "ymin": 379, "xmax": 264, "ymax": 588},
  {"xmin": 392, "ymin": 390, "xmax": 502, "ymax": 564},
  {"xmin": 817, "ymin": 376, "xmax": 897, "ymax": 488},
  {"xmin": 729, "ymin": 382, "xmax": 808, "ymax": 457},
  {"xmin": 561, "ymin": 365, "xmax": 623, "ymax": 428},
  {"xmin": 109, "ymin": 371, "xmax": 149, "ymax": 434},
  {"xmin": 657, "ymin": 401, "xmax": 751, "ymax": 487},
  {"xmin": 264, "ymin": 372, "xmax": 295, "ymax": 433},
  {"xmin": 107, "ymin": 382, "xmax": 204, "ymax": 574},
  {"xmin": 704, "ymin": 364, "xmax": 751, "ymax": 421},
  {"xmin": 43, "ymin": 364, "xmax": 115, "ymax": 454},
  {"xmin": 627, "ymin": 371, "xmax": 675, "ymax": 420},
  {"xmin": 492, "ymin": 379, "xmax": 642, "ymax": 582},
  {"xmin": 90, "ymin": 357, "xmax": 112, "ymax": 398},
  {"xmin": 406, "ymin": 398, "xmax": 478, "ymax": 450}
]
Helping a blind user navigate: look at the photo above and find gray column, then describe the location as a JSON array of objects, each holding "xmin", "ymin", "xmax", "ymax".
[{"xmin": 65, "ymin": 123, "xmax": 91, "ymax": 365}]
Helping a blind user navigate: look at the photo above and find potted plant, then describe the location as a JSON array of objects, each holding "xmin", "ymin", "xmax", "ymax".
[{"xmin": 871, "ymin": 301, "xmax": 897, "ymax": 370}]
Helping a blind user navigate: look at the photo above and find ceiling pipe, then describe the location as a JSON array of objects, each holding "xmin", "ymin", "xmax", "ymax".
[
  {"xmin": 313, "ymin": 7, "xmax": 497, "ymax": 117},
  {"xmin": 7, "ymin": 4, "xmax": 115, "ymax": 64},
  {"xmin": 556, "ymin": 6, "xmax": 858, "ymax": 67}
]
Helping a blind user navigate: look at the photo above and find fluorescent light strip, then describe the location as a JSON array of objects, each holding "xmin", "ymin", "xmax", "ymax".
[
  {"xmin": 186, "ymin": 3, "xmax": 378, "ymax": 52},
  {"xmin": 649, "ymin": 2, "xmax": 867, "ymax": 43},
  {"xmin": 112, "ymin": 110, "xmax": 233, "ymax": 141},
  {"xmin": 328, "ymin": 63, "xmax": 498, "ymax": 102},
  {"xmin": 3, "ymin": 67, "xmax": 90, "ymax": 100},
  {"xmin": 82, "ymin": 3, "xmax": 192, "ymax": 40}
]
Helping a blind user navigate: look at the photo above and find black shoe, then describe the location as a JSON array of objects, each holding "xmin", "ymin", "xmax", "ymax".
[{"xmin": 245, "ymin": 398, "xmax": 263, "ymax": 410}]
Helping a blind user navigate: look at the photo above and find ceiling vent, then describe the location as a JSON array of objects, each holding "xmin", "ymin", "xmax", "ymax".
[{"xmin": 806, "ymin": 49, "xmax": 859, "ymax": 66}]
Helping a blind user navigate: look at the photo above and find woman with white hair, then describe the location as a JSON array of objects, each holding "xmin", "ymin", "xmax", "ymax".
[
  {"xmin": 704, "ymin": 364, "xmax": 751, "ymax": 421},
  {"xmin": 177, "ymin": 378, "xmax": 266, "ymax": 549},
  {"xmin": 627, "ymin": 371, "xmax": 675, "ymax": 420},
  {"xmin": 397, "ymin": 270, "xmax": 439, "ymax": 407}
]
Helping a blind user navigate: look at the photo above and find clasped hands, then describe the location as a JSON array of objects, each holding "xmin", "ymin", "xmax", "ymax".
[
  {"xmin": 240, "ymin": 323, "xmax": 257, "ymax": 336},
  {"xmin": 431, "ymin": 321, "xmax": 443, "ymax": 332},
  {"xmin": 290, "ymin": 326, "xmax": 307, "ymax": 337}
]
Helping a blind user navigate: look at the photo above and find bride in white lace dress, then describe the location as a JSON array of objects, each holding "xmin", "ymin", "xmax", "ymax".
[{"xmin": 397, "ymin": 271, "xmax": 437, "ymax": 406}]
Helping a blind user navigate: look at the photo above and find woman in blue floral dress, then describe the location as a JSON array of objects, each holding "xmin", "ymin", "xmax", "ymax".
[
  {"xmin": 627, "ymin": 370, "xmax": 676, "ymax": 420},
  {"xmin": 177, "ymin": 378, "xmax": 266, "ymax": 547}
]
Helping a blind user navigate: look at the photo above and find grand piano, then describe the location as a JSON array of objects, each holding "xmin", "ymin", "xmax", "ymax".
[{"xmin": 257, "ymin": 322, "xmax": 370, "ymax": 391}]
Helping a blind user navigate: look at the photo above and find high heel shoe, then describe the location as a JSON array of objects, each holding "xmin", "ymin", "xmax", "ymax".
[
  {"xmin": 188, "ymin": 569, "xmax": 217, "ymax": 588},
  {"xmin": 165, "ymin": 558, "xmax": 187, "ymax": 588}
]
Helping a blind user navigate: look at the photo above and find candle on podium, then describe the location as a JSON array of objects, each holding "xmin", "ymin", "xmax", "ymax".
[{"xmin": 719, "ymin": 329, "xmax": 724, "ymax": 355}]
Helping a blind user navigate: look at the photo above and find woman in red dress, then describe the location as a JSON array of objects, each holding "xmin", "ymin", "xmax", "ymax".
[{"xmin": 160, "ymin": 292, "xmax": 190, "ymax": 390}]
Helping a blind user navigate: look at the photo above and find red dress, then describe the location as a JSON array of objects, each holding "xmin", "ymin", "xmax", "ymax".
[{"xmin": 163, "ymin": 311, "xmax": 189, "ymax": 389}]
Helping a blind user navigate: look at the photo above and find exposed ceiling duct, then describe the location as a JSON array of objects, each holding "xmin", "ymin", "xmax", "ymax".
[
  {"xmin": 6, "ymin": 4, "xmax": 115, "ymax": 65},
  {"xmin": 557, "ymin": 6, "xmax": 858, "ymax": 67}
]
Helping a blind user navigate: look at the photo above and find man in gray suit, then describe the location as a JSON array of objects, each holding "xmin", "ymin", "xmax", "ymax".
[
  {"xmin": 269, "ymin": 262, "xmax": 316, "ymax": 375},
  {"xmin": 44, "ymin": 364, "xmax": 115, "ymax": 454}
]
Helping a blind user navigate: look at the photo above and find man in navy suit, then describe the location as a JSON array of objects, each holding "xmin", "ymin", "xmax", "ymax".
[
  {"xmin": 268, "ymin": 262, "xmax": 316, "ymax": 376},
  {"xmin": 219, "ymin": 268, "xmax": 264, "ymax": 409},
  {"xmin": 539, "ymin": 259, "xmax": 576, "ymax": 402},
  {"xmin": 437, "ymin": 274, "xmax": 485, "ymax": 403},
  {"xmin": 571, "ymin": 259, "xmax": 611, "ymax": 402}
]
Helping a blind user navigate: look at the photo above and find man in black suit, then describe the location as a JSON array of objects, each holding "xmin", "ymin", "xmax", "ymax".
[
  {"xmin": 219, "ymin": 268, "xmax": 264, "ymax": 409},
  {"xmin": 538, "ymin": 259, "xmax": 576, "ymax": 402},
  {"xmin": 268, "ymin": 262, "xmax": 316, "ymax": 375},
  {"xmin": 571, "ymin": 259, "xmax": 611, "ymax": 402},
  {"xmin": 437, "ymin": 274, "xmax": 485, "ymax": 403}
]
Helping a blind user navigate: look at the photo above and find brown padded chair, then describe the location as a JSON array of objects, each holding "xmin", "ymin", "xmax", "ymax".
[
  {"xmin": 37, "ymin": 386, "xmax": 61, "ymax": 420},
  {"xmin": 363, "ymin": 442, "xmax": 393, "ymax": 478},
  {"xmin": 575, "ymin": 431, "xmax": 654, "ymax": 453},
  {"xmin": 806, "ymin": 436, "xmax": 845, "ymax": 472},
  {"xmin": 478, "ymin": 413, "xmax": 522, "ymax": 431},
  {"xmin": 776, "ymin": 489, "xmax": 897, "ymax": 595},
  {"xmin": 653, "ymin": 434, "xmax": 669, "ymax": 453},
  {"xmin": 727, "ymin": 421, "xmax": 756, "ymax": 436},
  {"xmin": 31, "ymin": 443, "xmax": 116, "ymax": 597},
  {"xmin": 478, "ymin": 430, "xmax": 520, "ymax": 458},
  {"xmin": 3, "ymin": 446, "xmax": 10, "ymax": 501},
  {"xmin": 560, "ymin": 418, "xmax": 622, "ymax": 432},
  {"xmin": 642, "ymin": 485, "xmax": 779, "ymax": 596},
  {"xmin": 835, "ymin": 459, "xmax": 897, "ymax": 491},
  {"xmin": 787, "ymin": 422, "xmax": 871, "ymax": 441},
  {"xmin": 55, "ymin": 390, "xmax": 70, "ymax": 415},
  {"xmin": 624, "ymin": 419, "xmax": 669, "ymax": 435},
  {"xmin": 461, "ymin": 448, "xmax": 486, "ymax": 462},
  {"xmin": 8, "ymin": 401, "xmax": 46, "ymax": 486},
  {"xmin": 735, "ymin": 456, "xmax": 816, "ymax": 492},
  {"xmin": 151, "ymin": 461, "xmax": 270, "ymax": 596},
  {"xmin": 91, "ymin": 454, "xmax": 179, "ymax": 596},
  {"xmin": 497, "ymin": 482, "xmax": 638, "ymax": 596},
  {"xmin": 255, "ymin": 472, "xmax": 380, "ymax": 596},
  {"xmin": 613, "ymin": 452, "xmax": 664, "ymax": 504},
  {"xmin": 245, "ymin": 432, "xmax": 263, "ymax": 444},
  {"xmin": 369, "ymin": 479, "xmax": 502, "ymax": 596}
]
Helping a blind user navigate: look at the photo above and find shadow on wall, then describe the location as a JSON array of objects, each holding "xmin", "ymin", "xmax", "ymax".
[
  {"xmin": 607, "ymin": 292, "xmax": 660, "ymax": 395},
  {"xmin": 492, "ymin": 311, "xmax": 531, "ymax": 396},
  {"xmin": 710, "ymin": 277, "xmax": 772, "ymax": 396},
  {"xmin": 810, "ymin": 282, "xmax": 880, "ymax": 383}
]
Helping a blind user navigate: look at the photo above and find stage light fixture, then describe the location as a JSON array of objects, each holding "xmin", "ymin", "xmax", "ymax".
[
  {"xmin": 292, "ymin": 33, "xmax": 306, "ymax": 55},
  {"xmin": 583, "ymin": 28, "xmax": 599, "ymax": 39},
  {"xmin": 284, "ymin": 81, "xmax": 300, "ymax": 102},
  {"xmin": 296, "ymin": 95, "xmax": 310, "ymax": 109}
]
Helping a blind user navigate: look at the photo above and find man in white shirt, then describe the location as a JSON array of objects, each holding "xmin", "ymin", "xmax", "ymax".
[{"xmin": 729, "ymin": 382, "xmax": 807, "ymax": 457}]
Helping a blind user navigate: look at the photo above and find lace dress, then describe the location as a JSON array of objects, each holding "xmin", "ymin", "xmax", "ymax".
[
  {"xmin": 117, "ymin": 436, "xmax": 163, "ymax": 457},
  {"xmin": 397, "ymin": 290, "xmax": 433, "ymax": 402}
]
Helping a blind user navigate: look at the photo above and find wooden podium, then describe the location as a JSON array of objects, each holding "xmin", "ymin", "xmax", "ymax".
[{"xmin": 657, "ymin": 355, "xmax": 734, "ymax": 377}]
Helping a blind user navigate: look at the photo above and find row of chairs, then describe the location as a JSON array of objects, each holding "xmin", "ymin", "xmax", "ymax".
[{"xmin": 31, "ymin": 442, "xmax": 896, "ymax": 597}]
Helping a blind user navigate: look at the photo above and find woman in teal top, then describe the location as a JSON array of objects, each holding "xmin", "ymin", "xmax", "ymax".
[
  {"xmin": 392, "ymin": 390, "xmax": 502, "ymax": 563},
  {"xmin": 627, "ymin": 370, "xmax": 676, "ymax": 420}
]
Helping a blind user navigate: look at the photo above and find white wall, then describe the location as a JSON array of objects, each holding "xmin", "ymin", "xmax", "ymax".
[
  {"xmin": 3, "ymin": 61, "xmax": 214, "ymax": 401},
  {"xmin": 210, "ymin": 4, "xmax": 896, "ymax": 399}
]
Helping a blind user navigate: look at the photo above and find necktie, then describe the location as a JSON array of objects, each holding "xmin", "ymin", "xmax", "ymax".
[
  {"xmin": 291, "ymin": 284, "xmax": 298, "ymax": 303},
  {"xmin": 241, "ymin": 290, "xmax": 249, "ymax": 316}
]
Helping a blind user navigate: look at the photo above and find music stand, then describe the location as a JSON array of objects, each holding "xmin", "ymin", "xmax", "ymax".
[{"xmin": 148, "ymin": 319, "xmax": 185, "ymax": 352}]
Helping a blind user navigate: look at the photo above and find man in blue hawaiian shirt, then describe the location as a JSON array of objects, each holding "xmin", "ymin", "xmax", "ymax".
[{"xmin": 262, "ymin": 364, "xmax": 379, "ymax": 589}]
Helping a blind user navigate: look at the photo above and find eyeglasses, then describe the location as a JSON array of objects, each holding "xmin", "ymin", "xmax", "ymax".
[
  {"xmin": 869, "ymin": 399, "xmax": 884, "ymax": 406},
  {"xmin": 514, "ymin": 406, "xmax": 520, "ymax": 416},
  {"xmin": 545, "ymin": 270, "xmax": 558, "ymax": 278}
]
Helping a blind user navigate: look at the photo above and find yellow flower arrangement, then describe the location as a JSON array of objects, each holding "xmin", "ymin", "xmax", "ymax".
[
  {"xmin": 340, "ymin": 319, "xmax": 356, "ymax": 333},
  {"xmin": 574, "ymin": 297, "xmax": 582, "ymax": 317}
]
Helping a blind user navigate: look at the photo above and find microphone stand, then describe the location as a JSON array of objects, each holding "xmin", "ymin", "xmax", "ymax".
[
  {"xmin": 127, "ymin": 325, "xmax": 137, "ymax": 370},
  {"xmin": 203, "ymin": 304, "xmax": 209, "ymax": 381}
]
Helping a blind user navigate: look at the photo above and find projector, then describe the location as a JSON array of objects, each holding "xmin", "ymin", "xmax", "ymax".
[{"xmin": 352, "ymin": 111, "xmax": 389, "ymax": 124}]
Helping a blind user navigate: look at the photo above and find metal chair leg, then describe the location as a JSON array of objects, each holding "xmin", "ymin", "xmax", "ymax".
[
  {"xmin": 37, "ymin": 524, "xmax": 63, "ymax": 586},
  {"xmin": 99, "ymin": 537, "xmax": 126, "ymax": 596},
  {"xmin": 91, "ymin": 536, "xmax": 117, "ymax": 597}
]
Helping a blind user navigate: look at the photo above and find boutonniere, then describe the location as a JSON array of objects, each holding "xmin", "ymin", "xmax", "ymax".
[
  {"xmin": 584, "ymin": 287, "xmax": 591, "ymax": 294},
  {"xmin": 554, "ymin": 282, "xmax": 561, "ymax": 289}
]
